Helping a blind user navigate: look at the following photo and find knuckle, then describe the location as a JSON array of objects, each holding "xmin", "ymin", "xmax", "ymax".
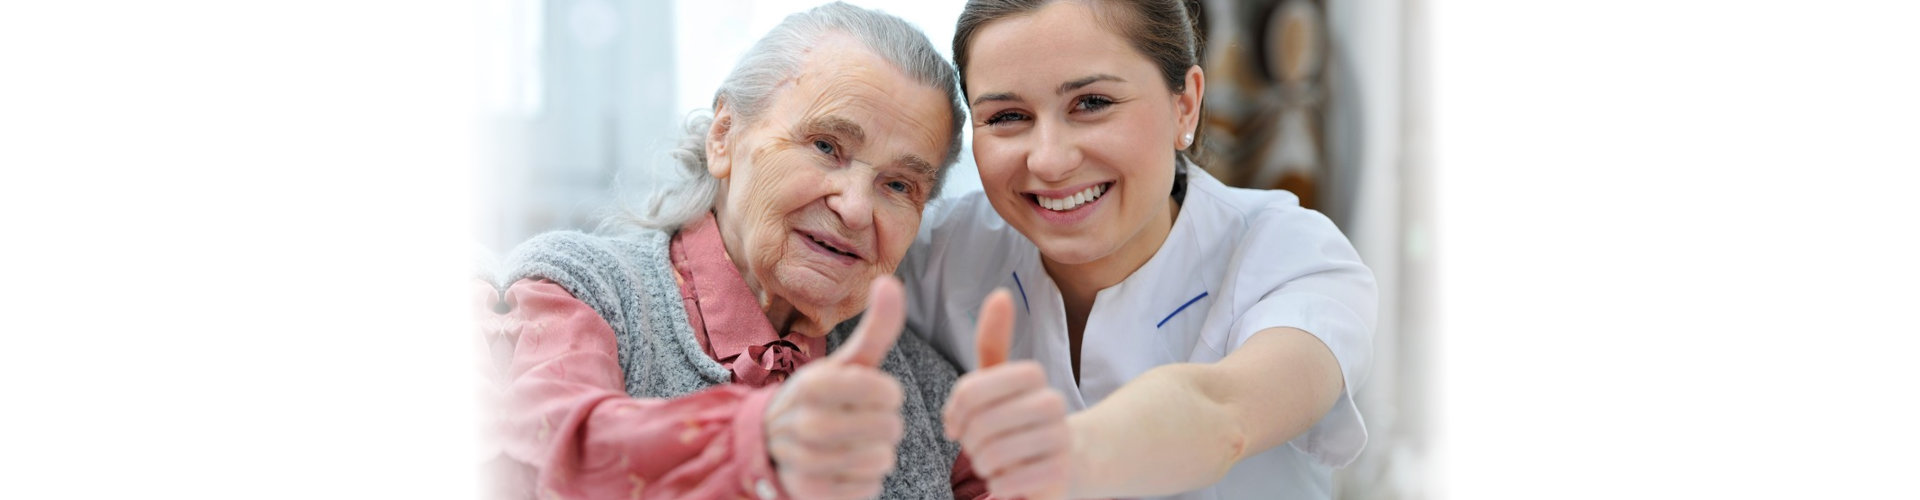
[
  {"xmin": 972, "ymin": 444, "xmax": 1006, "ymax": 474},
  {"xmin": 1029, "ymin": 390, "xmax": 1075, "ymax": 417},
  {"xmin": 768, "ymin": 438, "xmax": 798, "ymax": 462},
  {"xmin": 808, "ymin": 365, "xmax": 849, "ymax": 389},
  {"xmin": 945, "ymin": 389, "xmax": 972, "ymax": 416},
  {"xmin": 877, "ymin": 412, "xmax": 905, "ymax": 440},
  {"xmin": 785, "ymin": 374, "xmax": 825, "ymax": 403},
  {"xmin": 1038, "ymin": 392, "xmax": 1068, "ymax": 416},
  {"xmin": 878, "ymin": 377, "xmax": 905, "ymax": 406},
  {"xmin": 877, "ymin": 447, "xmax": 899, "ymax": 473},
  {"xmin": 986, "ymin": 475, "xmax": 1023, "ymax": 498},
  {"xmin": 851, "ymin": 480, "xmax": 884, "ymax": 500},
  {"xmin": 785, "ymin": 475, "xmax": 824, "ymax": 499},
  {"xmin": 845, "ymin": 371, "xmax": 885, "ymax": 396},
  {"xmin": 781, "ymin": 443, "xmax": 818, "ymax": 466},
  {"xmin": 794, "ymin": 409, "xmax": 834, "ymax": 438},
  {"xmin": 1045, "ymin": 454, "xmax": 1071, "ymax": 475},
  {"xmin": 854, "ymin": 446, "xmax": 896, "ymax": 476},
  {"xmin": 1013, "ymin": 362, "xmax": 1047, "ymax": 385}
]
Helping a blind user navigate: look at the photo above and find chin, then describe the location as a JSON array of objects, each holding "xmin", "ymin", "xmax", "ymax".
[
  {"xmin": 1032, "ymin": 233, "xmax": 1119, "ymax": 266},
  {"xmin": 773, "ymin": 269, "xmax": 864, "ymax": 329}
]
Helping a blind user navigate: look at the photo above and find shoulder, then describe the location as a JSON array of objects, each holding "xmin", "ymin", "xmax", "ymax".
[
  {"xmin": 500, "ymin": 229, "xmax": 678, "ymax": 325},
  {"xmin": 1186, "ymin": 168, "xmax": 1376, "ymax": 353},
  {"xmin": 503, "ymin": 230, "xmax": 668, "ymax": 286},
  {"xmin": 897, "ymin": 193, "xmax": 1031, "ymax": 357},
  {"xmin": 504, "ymin": 229, "xmax": 666, "ymax": 273},
  {"xmin": 1185, "ymin": 166, "xmax": 1320, "ymax": 236},
  {"xmin": 916, "ymin": 192, "xmax": 1020, "ymax": 249},
  {"xmin": 902, "ymin": 192, "xmax": 1029, "ymax": 280},
  {"xmin": 1182, "ymin": 167, "xmax": 1357, "ymax": 265}
]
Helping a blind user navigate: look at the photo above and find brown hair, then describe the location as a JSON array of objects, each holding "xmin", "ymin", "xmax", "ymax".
[{"xmin": 953, "ymin": 0, "xmax": 1208, "ymax": 170}]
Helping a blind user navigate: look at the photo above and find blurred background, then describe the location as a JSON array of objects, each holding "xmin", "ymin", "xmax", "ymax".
[{"xmin": 474, "ymin": 0, "xmax": 1428, "ymax": 497}]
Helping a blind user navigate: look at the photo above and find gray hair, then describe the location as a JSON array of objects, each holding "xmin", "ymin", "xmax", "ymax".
[{"xmin": 609, "ymin": 1, "xmax": 965, "ymax": 231}]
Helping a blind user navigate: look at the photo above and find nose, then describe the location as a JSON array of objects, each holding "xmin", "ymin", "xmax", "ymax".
[
  {"xmin": 1026, "ymin": 121, "xmax": 1081, "ymax": 184},
  {"xmin": 825, "ymin": 162, "xmax": 876, "ymax": 232}
]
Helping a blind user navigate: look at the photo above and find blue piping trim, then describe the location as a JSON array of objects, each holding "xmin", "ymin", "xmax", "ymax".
[
  {"xmin": 1010, "ymin": 272, "xmax": 1030, "ymax": 313},
  {"xmin": 1157, "ymin": 291, "xmax": 1209, "ymax": 328}
]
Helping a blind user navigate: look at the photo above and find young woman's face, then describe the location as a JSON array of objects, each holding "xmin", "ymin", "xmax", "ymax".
[{"xmin": 963, "ymin": 0, "xmax": 1201, "ymax": 268}]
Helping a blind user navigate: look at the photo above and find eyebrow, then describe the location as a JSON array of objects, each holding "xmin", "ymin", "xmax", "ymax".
[
  {"xmin": 969, "ymin": 73, "xmax": 1127, "ymax": 106},
  {"xmin": 897, "ymin": 155, "xmax": 938, "ymax": 186},
  {"xmin": 1058, "ymin": 74, "xmax": 1124, "ymax": 95},
  {"xmin": 801, "ymin": 115, "xmax": 867, "ymax": 146}
]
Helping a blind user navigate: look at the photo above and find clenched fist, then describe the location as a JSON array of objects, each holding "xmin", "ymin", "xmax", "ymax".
[
  {"xmin": 944, "ymin": 289, "xmax": 1072, "ymax": 500},
  {"xmin": 763, "ymin": 276, "xmax": 910, "ymax": 500}
]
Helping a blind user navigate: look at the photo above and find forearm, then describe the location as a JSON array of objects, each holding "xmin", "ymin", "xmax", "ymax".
[
  {"xmin": 487, "ymin": 278, "xmax": 786, "ymax": 499},
  {"xmin": 1065, "ymin": 328, "xmax": 1343, "ymax": 498},
  {"xmin": 504, "ymin": 382, "xmax": 782, "ymax": 499},
  {"xmin": 1064, "ymin": 363, "xmax": 1241, "ymax": 498}
]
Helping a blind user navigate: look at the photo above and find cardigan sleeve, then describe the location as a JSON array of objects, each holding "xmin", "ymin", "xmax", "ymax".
[{"xmin": 483, "ymin": 278, "xmax": 789, "ymax": 500}]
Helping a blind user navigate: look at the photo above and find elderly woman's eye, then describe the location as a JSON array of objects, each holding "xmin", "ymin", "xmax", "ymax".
[
  {"xmin": 885, "ymin": 180, "xmax": 912, "ymax": 194},
  {"xmin": 812, "ymin": 139, "xmax": 836, "ymax": 156}
]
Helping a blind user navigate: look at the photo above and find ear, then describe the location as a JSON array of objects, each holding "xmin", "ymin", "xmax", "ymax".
[
  {"xmin": 1175, "ymin": 65, "xmax": 1205, "ymax": 145},
  {"xmin": 706, "ymin": 99, "xmax": 736, "ymax": 180}
]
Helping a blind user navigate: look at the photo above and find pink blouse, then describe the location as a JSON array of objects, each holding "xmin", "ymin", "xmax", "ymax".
[{"xmin": 669, "ymin": 215, "xmax": 826, "ymax": 387}]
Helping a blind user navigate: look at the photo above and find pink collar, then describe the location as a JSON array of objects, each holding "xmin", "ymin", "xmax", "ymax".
[{"xmin": 669, "ymin": 213, "xmax": 827, "ymax": 387}]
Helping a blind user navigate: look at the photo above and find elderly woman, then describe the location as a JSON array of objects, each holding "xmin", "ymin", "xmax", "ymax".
[{"xmin": 477, "ymin": 3, "xmax": 973, "ymax": 499}]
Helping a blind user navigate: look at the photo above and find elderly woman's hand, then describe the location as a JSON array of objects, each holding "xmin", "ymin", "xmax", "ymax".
[
  {"xmin": 763, "ymin": 277, "xmax": 910, "ymax": 500},
  {"xmin": 945, "ymin": 290, "xmax": 1073, "ymax": 500}
]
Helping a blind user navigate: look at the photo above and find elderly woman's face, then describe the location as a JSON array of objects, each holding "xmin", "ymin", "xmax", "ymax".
[{"xmin": 707, "ymin": 33, "xmax": 952, "ymax": 336}]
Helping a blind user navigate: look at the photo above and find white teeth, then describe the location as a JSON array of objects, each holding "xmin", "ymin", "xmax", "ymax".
[{"xmin": 1036, "ymin": 183, "xmax": 1108, "ymax": 212}]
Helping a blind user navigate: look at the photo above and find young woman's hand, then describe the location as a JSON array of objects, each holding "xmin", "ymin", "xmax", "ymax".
[
  {"xmin": 944, "ymin": 290, "xmax": 1073, "ymax": 500},
  {"xmin": 763, "ymin": 277, "xmax": 908, "ymax": 500}
]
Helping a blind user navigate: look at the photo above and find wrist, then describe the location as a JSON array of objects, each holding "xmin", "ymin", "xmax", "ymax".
[{"xmin": 737, "ymin": 385, "xmax": 788, "ymax": 499}]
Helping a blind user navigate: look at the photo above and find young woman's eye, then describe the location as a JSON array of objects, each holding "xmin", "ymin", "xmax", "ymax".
[
  {"xmin": 983, "ymin": 110, "xmax": 1029, "ymax": 126},
  {"xmin": 812, "ymin": 139, "xmax": 837, "ymax": 156},
  {"xmin": 1074, "ymin": 95, "xmax": 1115, "ymax": 112}
]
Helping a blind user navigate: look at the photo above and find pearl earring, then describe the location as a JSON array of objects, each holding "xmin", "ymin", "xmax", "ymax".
[{"xmin": 1181, "ymin": 133, "xmax": 1194, "ymax": 148}]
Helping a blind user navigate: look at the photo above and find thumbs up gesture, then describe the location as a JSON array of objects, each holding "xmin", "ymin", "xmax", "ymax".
[
  {"xmin": 943, "ymin": 290, "xmax": 1072, "ymax": 500},
  {"xmin": 764, "ymin": 276, "xmax": 909, "ymax": 500}
]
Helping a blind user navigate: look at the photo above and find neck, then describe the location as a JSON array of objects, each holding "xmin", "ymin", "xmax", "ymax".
[
  {"xmin": 1041, "ymin": 196, "xmax": 1181, "ymax": 320},
  {"xmin": 760, "ymin": 296, "xmax": 805, "ymax": 335}
]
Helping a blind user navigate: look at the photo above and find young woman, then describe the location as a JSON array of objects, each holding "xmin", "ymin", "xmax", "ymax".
[{"xmin": 900, "ymin": 1, "xmax": 1377, "ymax": 498}]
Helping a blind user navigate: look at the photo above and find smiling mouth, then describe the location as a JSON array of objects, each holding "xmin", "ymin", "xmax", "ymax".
[
  {"xmin": 1029, "ymin": 182, "xmax": 1112, "ymax": 212},
  {"xmin": 803, "ymin": 232, "xmax": 861, "ymax": 260}
]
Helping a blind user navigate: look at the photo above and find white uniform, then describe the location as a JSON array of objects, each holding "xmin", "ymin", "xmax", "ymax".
[{"xmin": 899, "ymin": 166, "xmax": 1376, "ymax": 500}]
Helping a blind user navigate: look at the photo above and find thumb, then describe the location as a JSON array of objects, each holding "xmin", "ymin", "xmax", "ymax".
[
  {"xmin": 831, "ymin": 275, "xmax": 905, "ymax": 368},
  {"xmin": 974, "ymin": 288, "xmax": 1015, "ymax": 368}
]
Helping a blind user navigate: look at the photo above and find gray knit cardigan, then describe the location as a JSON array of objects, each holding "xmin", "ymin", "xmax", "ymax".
[{"xmin": 497, "ymin": 229, "xmax": 963, "ymax": 499}]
